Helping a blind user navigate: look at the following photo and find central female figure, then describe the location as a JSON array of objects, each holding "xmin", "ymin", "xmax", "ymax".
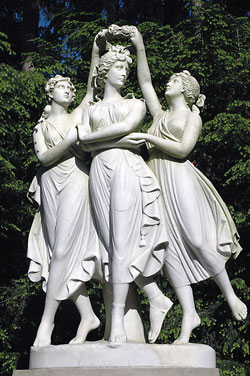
[{"xmin": 80, "ymin": 45, "xmax": 172, "ymax": 343}]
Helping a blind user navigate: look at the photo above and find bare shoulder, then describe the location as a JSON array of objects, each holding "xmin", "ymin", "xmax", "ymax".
[
  {"xmin": 33, "ymin": 123, "xmax": 46, "ymax": 153},
  {"xmin": 153, "ymin": 108, "xmax": 165, "ymax": 121},
  {"xmin": 69, "ymin": 100, "xmax": 90, "ymax": 122},
  {"xmin": 67, "ymin": 109, "xmax": 81, "ymax": 124},
  {"xmin": 130, "ymin": 98, "xmax": 146, "ymax": 112},
  {"xmin": 187, "ymin": 111, "xmax": 202, "ymax": 128}
]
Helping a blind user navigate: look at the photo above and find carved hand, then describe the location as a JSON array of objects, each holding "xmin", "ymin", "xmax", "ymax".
[
  {"xmin": 118, "ymin": 134, "xmax": 146, "ymax": 147},
  {"xmin": 76, "ymin": 124, "xmax": 89, "ymax": 142},
  {"xmin": 93, "ymin": 36, "xmax": 100, "ymax": 56},
  {"xmin": 65, "ymin": 125, "xmax": 78, "ymax": 146},
  {"xmin": 130, "ymin": 28, "xmax": 144, "ymax": 49},
  {"xmin": 124, "ymin": 132, "xmax": 148, "ymax": 143}
]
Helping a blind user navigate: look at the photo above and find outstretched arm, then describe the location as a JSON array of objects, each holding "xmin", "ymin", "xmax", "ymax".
[
  {"xmin": 130, "ymin": 29, "xmax": 162, "ymax": 118},
  {"xmin": 127, "ymin": 112, "xmax": 202, "ymax": 159},
  {"xmin": 80, "ymin": 137, "xmax": 145, "ymax": 152},
  {"xmin": 80, "ymin": 100, "xmax": 146, "ymax": 144},
  {"xmin": 78, "ymin": 109, "xmax": 145, "ymax": 151}
]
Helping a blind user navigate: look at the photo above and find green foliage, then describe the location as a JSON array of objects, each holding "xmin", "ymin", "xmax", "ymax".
[
  {"xmin": 217, "ymin": 359, "xmax": 249, "ymax": 376},
  {"xmin": 0, "ymin": 65, "xmax": 44, "ymax": 283},
  {"xmin": 0, "ymin": 33, "xmax": 15, "ymax": 55},
  {"xmin": 134, "ymin": 5, "xmax": 250, "ymax": 122},
  {"xmin": 193, "ymin": 104, "xmax": 250, "ymax": 247},
  {"xmin": 0, "ymin": 277, "xmax": 42, "ymax": 375},
  {"xmin": 0, "ymin": 2, "xmax": 249, "ymax": 375}
]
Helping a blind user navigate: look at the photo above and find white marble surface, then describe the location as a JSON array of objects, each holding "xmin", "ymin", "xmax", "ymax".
[
  {"xmin": 14, "ymin": 367, "xmax": 220, "ymax": 376},
  {"xmin": 29, "ymin": 341, "xmax": 216, "ymax": 369}
]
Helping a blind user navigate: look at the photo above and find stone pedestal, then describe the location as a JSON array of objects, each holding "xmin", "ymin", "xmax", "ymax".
[
  {"xmin": 13, "ymin": 341, "xmax": 219, "ymax": 375},
  {"xmin": 13, "ymin": 367, "xmax": 219, "ymax": 376}
]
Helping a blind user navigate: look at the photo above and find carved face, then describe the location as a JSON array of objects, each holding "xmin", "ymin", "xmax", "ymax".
[
  {"xmin": 51, "ymin": 80, "xmax": 74, "ymax": 105},
  {"xmin": 106, "ymin": 60, "xmax": 129, "ymax": 89},
  {"xmin": 165, "ymin": 76, "xmax": 183, "ymax": 98}
]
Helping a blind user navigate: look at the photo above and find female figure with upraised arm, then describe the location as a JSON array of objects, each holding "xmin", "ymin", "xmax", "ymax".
[
  {"xmin": 128, "ymin": 28, "xmax": 247, "ymax": 344},
  {"xmin": 79, "ymin": 37, "xmax": 172, "ymax": 343},
  {"xmin": 27, "ymin": 40, "xmax": 103, "ymax": 347}
]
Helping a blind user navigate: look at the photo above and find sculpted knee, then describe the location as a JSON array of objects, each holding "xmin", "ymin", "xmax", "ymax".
[{"xmin": 52, "ymin": 245, "xmax": 67, "ymax": 261}]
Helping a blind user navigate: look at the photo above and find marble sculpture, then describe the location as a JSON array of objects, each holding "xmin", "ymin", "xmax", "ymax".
[{"xmin": 27, "ymin": 24, "xmax": 247, "ymax": 348}]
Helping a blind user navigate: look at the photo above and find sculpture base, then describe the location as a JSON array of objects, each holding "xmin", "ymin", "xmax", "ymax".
[
  {"xmin": 13, "ymin": 341, "xmax": 219, "ymax": 375},
  {"xmin": 28, "ymin": 341, "xmax": 216, "ymax": 369},
  {"xmin": 13, "ymin": 367, "xmax": 219, "ymax": 376}
]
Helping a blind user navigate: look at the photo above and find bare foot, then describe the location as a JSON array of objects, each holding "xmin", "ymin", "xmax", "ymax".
[
  {"xmin": 173, "ymin": 312, "xmax": 200, "ymax": 345},
  {"xmin": 69, "ymin": 315, "xmax": 100, "ymax": 344},
  {"xmin": 109, "ymin": 332, "xmax": 127, "ymax": 343},
  {"xmin": 148, "ymin": 294, "xmax": 173, "ymax": 343},
  {"xmin": 109, "ymin": 304, "xmax": 127, "ymax": 343},
  {"xmin": 33, "ymin": 321, "xmax": 54, "ymax": 347},
  {"xmin": 229, "ymin": 296, "xmax": 247, "ymax": 321}
]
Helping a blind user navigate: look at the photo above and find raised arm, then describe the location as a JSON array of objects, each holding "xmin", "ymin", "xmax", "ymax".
[
  {"xmin": 71, "ymin": 37, "xmax": 100, "ymax": 120},
  {"xmin": 33, "ymin": 123, "xmax": 78, "ymax": 167},
  {"xmin": 80, "ymin": 100, "xmax": 146, "ymax": 144},
  {"xmin": 130, "ymin": 29, "xmax": 162, "ymax": 118}
]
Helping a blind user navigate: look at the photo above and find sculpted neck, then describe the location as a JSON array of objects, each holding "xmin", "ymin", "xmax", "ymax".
[
  {"xmin": 103, "ymin": 82, "xmax": 123, "ymax": 103},
  {"xmin": 167, "ymin": 95, "xmax": 190, "ymax": 113},
  {"xmin": 50, "ymin": 101, "xmax": 68, "ymax": 117}
]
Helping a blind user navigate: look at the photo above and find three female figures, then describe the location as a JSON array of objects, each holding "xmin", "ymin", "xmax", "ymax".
[{"xmin": 28, "ymin": 25, "xmax": 247, "ymax": 347}]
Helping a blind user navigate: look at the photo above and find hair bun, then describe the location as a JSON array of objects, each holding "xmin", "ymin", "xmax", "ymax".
[{"xmin": 196, "ymin": 94, "xmax": 206, "ymax": 108}]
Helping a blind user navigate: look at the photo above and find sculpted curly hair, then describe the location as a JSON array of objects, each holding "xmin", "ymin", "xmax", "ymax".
[
  {"xmin": 170, "ymin": 70, "xmax": 205, "ymax": 112},
  {"xmin": 95, "ymin": 45, "xmax": 132, "ymax": 89},
  {"xmin": 45, "ymin": 75, "xmax": 76, "ymax": 102}
]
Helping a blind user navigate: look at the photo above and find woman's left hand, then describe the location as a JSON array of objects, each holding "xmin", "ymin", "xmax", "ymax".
[
  {"xmin": 77, "ymin": 124, "xmax": 89, "ymax": 142},
  {"xmin": 124, "ymin": 132, "xmax": 148, "ymax": 143},
  {"xmin": 65, "ymin": 124, "xmax": 79, "ymax": 146},
  {"xmin": 130, "ymin": 28, "xmax": 144, "ymax": 49}
]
